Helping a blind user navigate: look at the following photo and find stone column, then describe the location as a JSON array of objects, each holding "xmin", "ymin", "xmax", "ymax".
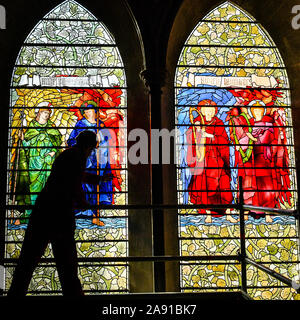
[{"xmin": 140, "ymin": 68, "xmax": 167, "ymax": 292}]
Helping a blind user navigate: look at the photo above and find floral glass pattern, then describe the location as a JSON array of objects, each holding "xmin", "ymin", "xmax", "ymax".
[
  {"xmin": 5, "ymin": 0, "xmax": 128, "ymax": 294},
  {"xmin": 175, "ymin": 2, "xmax": 299, "ymax": 300}
]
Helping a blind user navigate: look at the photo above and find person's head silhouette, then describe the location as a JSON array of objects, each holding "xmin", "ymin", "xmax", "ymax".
[{"xmin": 75, "ymin": 130, "xmax": 98, "ymax": 150}]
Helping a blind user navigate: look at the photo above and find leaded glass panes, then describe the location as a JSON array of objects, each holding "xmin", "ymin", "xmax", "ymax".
[
  {"xmin": 175, "ymin": 1, "xmax": 299, "ymax": 300},
  {"xmin": 5, "ymin": 0, "xmax": 128, "ymax": 294}
]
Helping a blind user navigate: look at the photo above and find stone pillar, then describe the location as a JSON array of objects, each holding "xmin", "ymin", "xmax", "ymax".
[{"xmin": 140, "ymin": 68, "xmax": 167, "ymax": 292}]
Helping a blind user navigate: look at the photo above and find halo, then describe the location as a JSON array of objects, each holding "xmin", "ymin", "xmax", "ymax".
[
  {"xmin": 248, "ymin": 100, "xmax": 266, "ymax": 118},
  {"xmin": 80, "ymin": 100, "xmax": 98, "ymax": 116},
  {"xmin": 35, "ymin": 101, "xmax": 53, "ymax": 115},
  {"xmin": 197, "ymin": 99, "xmax": 218, "ymax": 115}
]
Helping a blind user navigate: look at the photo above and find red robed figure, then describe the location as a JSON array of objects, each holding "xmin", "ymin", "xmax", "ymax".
[
  {"xmin": 227, "ymin": 88, "xmax": 292, "ymax": 221},
  {"xmin": 234, "ymin": 105, "xmax": 291, "ymax": 216},
  {"xmin": 186, "ymin": 100, "xmax": 233, "ymax": 218}
]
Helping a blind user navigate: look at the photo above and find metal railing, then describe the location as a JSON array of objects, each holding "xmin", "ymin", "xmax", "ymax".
[
  {"xmin": 238, "ymin": 178, "xmax": 300, "ymax": 295},
  {"xmin": 2, "ymin": 176, "xmax": 300, "ymax": 298}
]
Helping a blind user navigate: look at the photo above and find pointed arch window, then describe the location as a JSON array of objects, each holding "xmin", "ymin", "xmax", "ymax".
[
  {"xmin": 175, "ymin": 2, "xmax": 299, "ymax": 299},
  {"xmin": 5, "ymin": 0, "xmax": 128, "ymax": 294}
]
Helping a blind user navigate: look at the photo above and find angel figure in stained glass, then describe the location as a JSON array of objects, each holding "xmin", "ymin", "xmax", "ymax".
[
  {"xmin": 67, "ymin": 100, "xmax": 113, "ymax": 226},
  {"xmin": 66, "ymin": 87, "xmax": 124, "ymax": 204},
  {"xmin": 228, "ymin": 91, "xmax": 292, "ymax": 222},
  {"xmin": 186, "ymin": 100, "xmax": 237, "ymax": 223},
  {"xmin": 12, "ymin": 101, "xmax": 62, "ymax": 223}
]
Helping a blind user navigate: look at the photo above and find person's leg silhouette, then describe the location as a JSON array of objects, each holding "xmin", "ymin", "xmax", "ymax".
[
  {"xmin": 8, "ymin": 219, "xmax": 49, "ymax": 296},
  {"xmin": 51, "ymin": 227, "xmax": 84, "ymax": 297}
]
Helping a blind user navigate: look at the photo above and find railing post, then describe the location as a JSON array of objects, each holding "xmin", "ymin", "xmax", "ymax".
[{"xmin": 239, "ymin": 176, "xmax": 247, "ymax": 294}]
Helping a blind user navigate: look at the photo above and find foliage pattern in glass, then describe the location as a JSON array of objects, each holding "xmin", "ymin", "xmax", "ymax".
[
  {"xmin": 6, "ymin": 0, "xmax": 128, "ymax": 294},
  {"xmin": 175, "ymin": 2, "xmax": 299, "ymax": 300}
]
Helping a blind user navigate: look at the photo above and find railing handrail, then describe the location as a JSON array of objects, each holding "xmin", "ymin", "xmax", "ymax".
[
  {"xmin": 3, "ymin": 178, "xmax": 300, "ymax": 298},
  {"xmin": 5, "ymin": 203, "xmax": 300, "ymax": 216},
  {"xmin": 4, "ymin": 254, "xmax": 241, "ymax": 263},
  {"xmin": 245, "ymin": 257, "xmax": 300, "ymax": 293},
  {"xmin": 237, "ymin": 176, "xmax": 300, "ymax": 297}
]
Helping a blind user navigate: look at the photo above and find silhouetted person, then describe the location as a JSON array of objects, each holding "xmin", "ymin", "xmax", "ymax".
[{"xmin": 8, "ymin": 130, "xmax": 112, "ymax": 297}]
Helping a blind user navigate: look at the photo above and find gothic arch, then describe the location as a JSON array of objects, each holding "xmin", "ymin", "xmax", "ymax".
[
  {"xmin": 163, "ymin": 0, "xmax": 299, "ymax": 299},
  {"xmin": 3, "ymin": 0, "xmax": 152, "ymax": 294}
]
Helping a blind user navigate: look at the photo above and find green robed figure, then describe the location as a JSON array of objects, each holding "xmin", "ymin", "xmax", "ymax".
[{"xmin": 12, "ymin": 101, "xmax": 62, "ymax": 223}]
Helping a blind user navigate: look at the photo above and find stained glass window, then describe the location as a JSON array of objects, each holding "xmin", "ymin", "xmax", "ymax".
[
  {"xmin": 175, "ymin": 2, "xmax": 299, "ymax": 300},
  {"xmin": 5, "ymin": 0, "xmax": 128, "ymax": 294}
]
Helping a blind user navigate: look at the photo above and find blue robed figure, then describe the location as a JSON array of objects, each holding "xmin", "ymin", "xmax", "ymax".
[{"xmin": 67, "ymin": 100, "xmax": 113, "ymax": 217}]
